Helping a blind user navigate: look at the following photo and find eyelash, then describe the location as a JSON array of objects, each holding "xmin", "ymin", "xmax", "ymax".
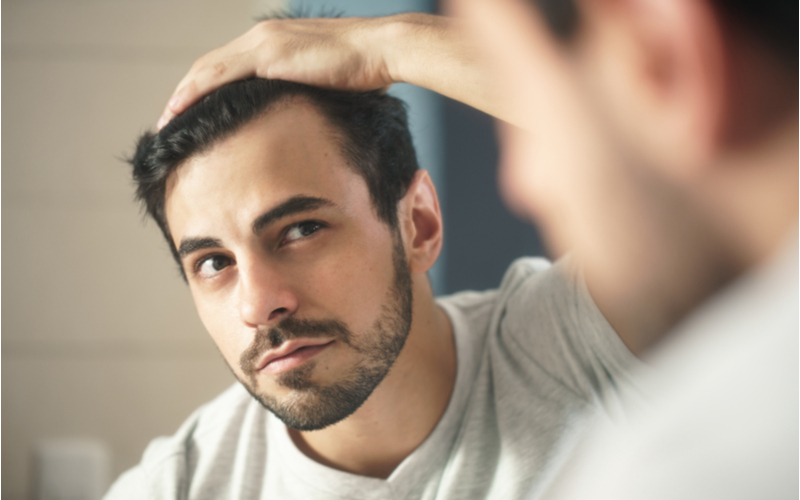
[
  {"xmin": 280, "ymin": 219, "xmax": 327, "ymax": 245},
  {"xmin": 192, "ymin": 254, "xmax": 232, "ymax": 277},
  {"xmin": 190, "ymin": 220, "xmax": 327, "ymax": 278}
]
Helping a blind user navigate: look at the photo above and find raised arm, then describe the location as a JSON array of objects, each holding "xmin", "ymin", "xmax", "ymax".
[{"xmin": 158, "ymin": 14, "xmax": 512, "ymax": 129}]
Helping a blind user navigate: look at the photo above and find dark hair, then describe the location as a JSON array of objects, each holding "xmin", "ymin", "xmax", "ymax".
[
  {"xmin": 533, "ymin": 0, "xmax": 797, "ymax": 66},
  {"xmin": 532, "ymin": 0, "xmax": 580, "ymax": 41},
  {"xmin": 129, "ymin": 79, "xmax": 419, "ymax": 272},
  {"xmin": 715, "ymin": 0, "xmax": 798, "ymax": 66}
]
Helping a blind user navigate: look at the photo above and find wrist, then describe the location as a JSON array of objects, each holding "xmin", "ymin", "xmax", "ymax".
[{"xmin": 378, "ymin": 13, "xmax": 441, "ymax": 85}]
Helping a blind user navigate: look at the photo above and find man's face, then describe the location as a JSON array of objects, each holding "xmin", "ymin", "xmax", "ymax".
[{"xmin": 164, "ymin": 100, "xmax": 413, "ymax": 431}]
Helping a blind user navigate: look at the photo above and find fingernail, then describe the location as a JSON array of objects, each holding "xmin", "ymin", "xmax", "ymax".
[{"xmin": 168, "ymin": 94, "xmax": 182, "ymax": 110}]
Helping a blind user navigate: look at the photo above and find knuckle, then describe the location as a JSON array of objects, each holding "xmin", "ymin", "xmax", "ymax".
[{"xmin": 211, "ymin": 61, "xmax": 227, "ymax": 77}]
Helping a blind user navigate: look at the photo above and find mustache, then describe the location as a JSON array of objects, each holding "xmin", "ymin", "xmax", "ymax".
[{"xmin": 239, "ymin": 316, "xmax": 352, "ymax": 376}]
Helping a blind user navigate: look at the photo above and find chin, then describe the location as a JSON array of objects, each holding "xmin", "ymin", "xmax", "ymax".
[{"xmin": 241, "ymin": 360, "xmax": 392, "ymax": 431}]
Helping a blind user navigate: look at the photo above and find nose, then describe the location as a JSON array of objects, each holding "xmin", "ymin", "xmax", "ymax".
[{"xmin": 237, "ymin": 258, "xmax": 298, "ymax": 328}]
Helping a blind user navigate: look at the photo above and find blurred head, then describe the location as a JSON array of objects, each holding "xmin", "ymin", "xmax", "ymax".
[
  {"xmin": 129, "ymin": 79, "xmax": 443, "ymax": 430},
  {"xmin": 451, "ymin": 0, "xmax": 797, "ymax": 350}
]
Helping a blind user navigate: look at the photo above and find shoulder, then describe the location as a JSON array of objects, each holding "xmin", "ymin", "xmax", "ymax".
[
  {"xmin": 502, "ymin": 256, "xmax": 588, "ymax": 326},
  {"xmin": 141, "ymin": 383, "xmax": 258, "ymax": 469},
  {"xmin": 459, "ymin": 256, "xmax": 642, "ymax": 412},
  {"xmin": 487, "ymin": 256, "xmax": 598, "ymax": 334},
  {"xmin": 436, "ymin": 257, "xmax": 554, "ymax": 326},
  {"xmin": 484, "ymin": 256, "xmax": 577, "ymax": 311},
  {"xmin": 500, "ymin": 256, "xmax": 555, "ymax": 290},
  {"xmin": 104, "ymin": 383, "xmax": 267, "ymax": 500}
]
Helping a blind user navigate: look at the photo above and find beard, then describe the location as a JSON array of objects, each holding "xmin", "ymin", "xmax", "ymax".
[{"xmin": 235, "ymin": 236, "xmax": 413, "ymax": 431}]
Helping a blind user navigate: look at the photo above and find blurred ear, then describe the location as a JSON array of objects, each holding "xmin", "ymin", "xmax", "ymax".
[
  {"xmin": 579, "ymin": 0, "xmax": 726, "ymax": 179},
  {"xmin": 397, "ymin": 170, "xmax": 443, "ymax": 275}
]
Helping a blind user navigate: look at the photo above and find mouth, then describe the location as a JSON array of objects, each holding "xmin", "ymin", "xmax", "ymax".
[{"xmin": 256, "ymin": 339, "xmax": 335, "ymax": 375}]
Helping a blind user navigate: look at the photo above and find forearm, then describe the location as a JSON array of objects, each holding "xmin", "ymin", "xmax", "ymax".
[
  {"xmin": 379, "ymin": 14, "xmax": 515, "ymax": 125},
  {"xmin": 159, "ymin": 13, "xmax": 520, "ymax": 128}
]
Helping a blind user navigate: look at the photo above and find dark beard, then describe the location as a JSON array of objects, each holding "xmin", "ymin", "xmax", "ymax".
[{"xmin": 235, "ymin": 235, "xmax": 413, "ymax": 431}]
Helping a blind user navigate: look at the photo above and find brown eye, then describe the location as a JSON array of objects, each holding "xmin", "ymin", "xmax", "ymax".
[
  {"xmin": 284, "ymin": 221, "xmax": 324, "ymax": 243},
  {"xmin": 211, "ymin": 255, "xmax": 230, "ymax": 270},
  {"xmin": 196, "ymin": 254, "xmax": 232, "ymax": 277}
]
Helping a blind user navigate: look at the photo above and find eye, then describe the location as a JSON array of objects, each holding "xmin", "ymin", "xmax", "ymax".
[
  {"xmin": 282, "ymin": 220, "xmax": 325, "ymax": 245},
  {"xmin": 195, "ymin": 254, "xmax": 233, "ymax": 278}
]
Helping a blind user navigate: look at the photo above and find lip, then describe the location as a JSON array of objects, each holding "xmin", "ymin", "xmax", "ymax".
[{"xmin": 255, "ymin": 338, "xmax": 335, "ymax": 374}]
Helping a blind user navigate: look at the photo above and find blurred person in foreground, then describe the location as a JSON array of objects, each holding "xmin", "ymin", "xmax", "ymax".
[
  {"xmin": 156, "ymin": 0, "xmax": 798, "ymax": 498},
  {"xmin": 105, "ymin": 77, "xmax": 640, "ymax": 498}
]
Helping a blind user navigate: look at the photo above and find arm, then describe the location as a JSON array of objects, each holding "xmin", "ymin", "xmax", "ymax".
[{"xmin": 158, "ymin": 14, "xmax": 513, "ymax": 129}]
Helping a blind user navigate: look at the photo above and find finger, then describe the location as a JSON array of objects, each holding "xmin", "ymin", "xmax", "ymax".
[
  {"xmin": 156, "ymin": 85, "xmax": 191, "ymax": 131},
  {"xmin": 176, "ymin": 53, "xmax": 259, "ymax": 111},
  {"xmin": 157, "ymin": 53, "xmax": 258, "ymax": 130},
  {"xmin": 157, "ymin": 113, "xmax": 171, "ymax": 130},
  {"xmin": 156, "ymin": 30, "xmax": 260, "ymax": 126}
]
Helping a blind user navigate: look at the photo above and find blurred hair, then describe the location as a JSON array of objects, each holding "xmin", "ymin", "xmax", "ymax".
[
  {"xmin": 533, "ymin": 0, "xmax": 797, "ymax": 66},
  {"xmin": 716, "ymin": 0, "xmax": 798, "ymax": 66},
  {"xmin": 128, "ymin": 79, "xmax": 419, "ymax": 275},
  {"xmin": 532, "ymin": 0, "xmax": 580, "ymax": 41}
]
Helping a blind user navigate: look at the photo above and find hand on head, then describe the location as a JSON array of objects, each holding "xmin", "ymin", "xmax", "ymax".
[{"xmin": 158, "ymin": 16, "xmax": 395, "ymax": 129}]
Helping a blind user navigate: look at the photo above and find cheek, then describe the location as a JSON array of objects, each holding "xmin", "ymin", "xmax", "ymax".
[
  {"xmin": 191, "ymin": 287, "xmax": 249, "ymax": 375},
  {"xmin": 300, "ymin": 238, "xmax": 396, "ymax": 328}
]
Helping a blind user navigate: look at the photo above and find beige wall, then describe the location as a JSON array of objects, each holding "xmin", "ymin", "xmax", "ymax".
[{"xmin": 3, "ymin": 0, "xmax": 284, "ymax": 497}]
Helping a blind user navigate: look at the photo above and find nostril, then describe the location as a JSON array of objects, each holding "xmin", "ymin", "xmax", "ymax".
[{"xmin": 269, "ymin": 307, "xmax": 288, "ymax": 320}]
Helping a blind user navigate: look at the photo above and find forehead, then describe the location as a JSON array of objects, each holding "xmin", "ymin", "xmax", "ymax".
[{"xmin": 164, "ymin": 99, "xmax": 370, "ymax": 241}]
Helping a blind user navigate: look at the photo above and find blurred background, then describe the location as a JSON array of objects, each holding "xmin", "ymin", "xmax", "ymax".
[{"xmin": 2, "ymin": 0, "xmax": 544, "ymax": 498}]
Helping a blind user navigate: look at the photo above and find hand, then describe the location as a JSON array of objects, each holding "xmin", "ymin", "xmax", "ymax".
[
  {"xmin": 158, "ymin": 16, "xmax": 395, "ymax": 129},
  {"xmin": 156, "ymin": 14, "xmax": 505, "ymax": 129}
]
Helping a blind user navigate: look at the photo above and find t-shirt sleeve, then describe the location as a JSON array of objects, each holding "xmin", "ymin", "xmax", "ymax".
[
  {"xmin": 496, "ymin": 257, "xmax": 646, "ymax": 417},
  {"xmin": 102, "ymin": 434, "xmax": 189, "ymax": 500},
  {"xmin": 101, "ymin": 384, "xmax": 268, "ymax": 500}
]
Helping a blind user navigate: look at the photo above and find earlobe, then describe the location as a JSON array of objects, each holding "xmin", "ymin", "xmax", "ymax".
[{"xmin": 401, "ymin": 170, "xmax": 444, "ymax": 275}]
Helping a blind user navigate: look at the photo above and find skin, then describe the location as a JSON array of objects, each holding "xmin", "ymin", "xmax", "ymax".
[
  {"xmin": 158, "ymin": 3, "xmax": 796, "ymax": 355},
  {"xmin": 157, "ymin": 14, "xmax": 504, "ymax": 129},
  {"xmin": 451, "ymin": 0, "xmax": 798, "ymax": 352},
  {"xmin": 153, "ymin": 12, "xmax": 797, "ymax": 495},
  {"xmin": 164, "ymin": 98, "xmax": 456, "ymax": 478}
]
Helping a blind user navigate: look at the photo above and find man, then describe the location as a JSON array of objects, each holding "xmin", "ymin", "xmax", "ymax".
[
  {"xmin": 105, "ymin": 79, "xmax": 638, "ymax": 498},
  {"xmin": 157, "ymin": 0, "xmax": 798, "ymax": 498}
]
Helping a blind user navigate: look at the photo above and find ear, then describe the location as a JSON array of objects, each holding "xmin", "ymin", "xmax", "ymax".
[
  {"xmin": 580, "ymin": 0, "xmax": 726, "ymax": 179},
  {"xmin": 397, "ymin": 170, "xmax": 444, "ymax": 275}
]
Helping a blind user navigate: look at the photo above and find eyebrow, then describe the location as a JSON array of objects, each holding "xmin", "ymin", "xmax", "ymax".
[
  {"xmin": 177, "ymin": 237, "xmax": 223, "ymax": 259},
  {"xmin": 251, "ymin": 195, "xmax": 334, "ymax": 235},
  {"xmin": 176, "ymin": 196, "xmax": 335, "ymax": 260}
]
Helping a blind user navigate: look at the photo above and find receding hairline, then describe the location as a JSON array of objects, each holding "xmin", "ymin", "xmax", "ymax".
[{"xmin": 162, "ymin": 93, "xmax": 356, "ymax": 216}]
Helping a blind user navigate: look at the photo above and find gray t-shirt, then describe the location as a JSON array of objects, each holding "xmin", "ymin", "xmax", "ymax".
[{"xmin": 104, "ymin": 258, "xmax": 641, "ymax": 500}]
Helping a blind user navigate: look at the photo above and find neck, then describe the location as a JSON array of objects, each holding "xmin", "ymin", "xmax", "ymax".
[
  {"xmin": 701, "ymin": 118, "xmax": 799, "ymax": 270},
  {"xmin": 595, "ymin": 117, "xmax": 798, "ymax": 357},
  {"xmin": 288, "ymin": 274, "xmax": 456, "ymax": 478}
]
